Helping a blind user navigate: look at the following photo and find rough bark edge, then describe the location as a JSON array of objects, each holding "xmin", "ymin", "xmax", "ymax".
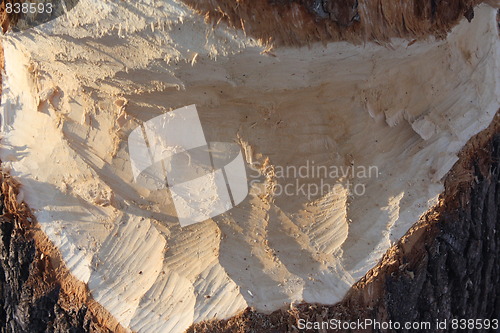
[
  {"xmin": 0, "ymin": 170, "xmax": 130, "ymax": 333},
  {"xmin": 0, "ymin": 0, "xmax": 19, "ymax": 33},
  {"xmin": 181, "ymin": 0, "xmax": 493, "ymax": 47},
  {"xmin": 187, "ymin": 112, "xmax": 499, "ymax": 333}
]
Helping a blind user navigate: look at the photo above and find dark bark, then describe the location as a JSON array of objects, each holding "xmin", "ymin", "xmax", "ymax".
[
  {"xmin": 379, "ymin": 134, "xmax": 500, "ymax": 332},
  {"xmin": 180, "ymin": 0, "xmax": 484, "ymax": 46},
  {"xmin": 0, "ymin": 215, "xmax": 108, "ymax": 333}
]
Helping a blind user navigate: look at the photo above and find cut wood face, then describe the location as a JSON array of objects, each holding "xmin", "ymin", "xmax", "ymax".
[{"xmin": 0, "ymin": 1, "xmax": 499, "ymax": 332}]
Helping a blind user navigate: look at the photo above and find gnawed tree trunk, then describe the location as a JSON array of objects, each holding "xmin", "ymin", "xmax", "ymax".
[
  {"xmin": 0, "ymin": 115, "xmax": 498, "ymax": 333},
  {"xmin": 0, "ymin": 1, "xmax": 499, "ymax": 332}
]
